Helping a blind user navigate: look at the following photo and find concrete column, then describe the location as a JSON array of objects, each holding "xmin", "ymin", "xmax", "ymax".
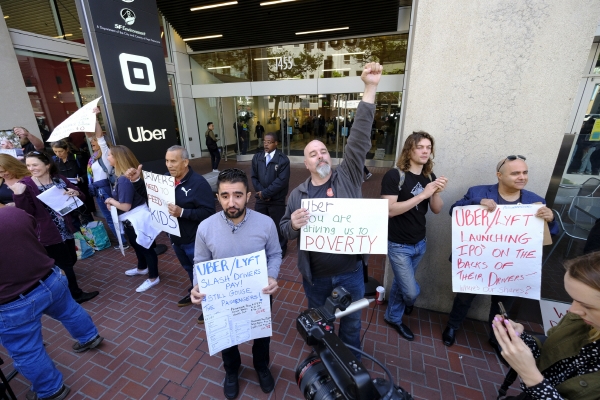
[
  {"xmin": 386, "ymin": 0, "xmax": 600, "ymax": 321},
  {"xmin": 0, "ymin": 6, "xmax": 40, "ymax": 140}
]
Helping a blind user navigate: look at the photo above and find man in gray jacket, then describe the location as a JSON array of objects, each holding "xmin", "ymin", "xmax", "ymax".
[{"xmin": 280, "ymin": 62, "xmax": 382, "ymax": 357}]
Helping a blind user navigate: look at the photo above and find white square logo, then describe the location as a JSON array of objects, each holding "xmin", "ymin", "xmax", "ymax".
[{"xmin": 119, "ymin": 53, "xmax": 156, "ymax": 92}]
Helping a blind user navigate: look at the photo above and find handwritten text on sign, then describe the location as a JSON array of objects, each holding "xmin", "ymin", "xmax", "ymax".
[
  {"xmin": 142, "ymin": 170, "xmax": 180, "ymax": 236},
  {"xmin": 451, "ymin": 204, "xmax": 544, "ymax": 300},
  {"xmin": 300, "ymin": 198, "xmax": 388, "ymax": 254},
  {"xmin": 46, "ymin": 97, "xmax": 102, "ymax": 142},
  {"xmin": 194, "ymin": 250, "xmax": 271, "ymax": 356},
  {"xmin": 539, "ymin": 299, "xmax": 570, "ymax": 335}
]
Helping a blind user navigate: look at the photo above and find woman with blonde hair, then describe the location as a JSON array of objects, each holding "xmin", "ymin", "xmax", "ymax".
[
  {"xmin": 104, "ymin": 145, "xmax": 161, "ymax": 293},
  {"xmin": 0, "ymin": 153, "xmax": 30, "ymax": 206},
  {"xmin": 493, "ymin": 252, "xmax": 600, "ymax": 399}
]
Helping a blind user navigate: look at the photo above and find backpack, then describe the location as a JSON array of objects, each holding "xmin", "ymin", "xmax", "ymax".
[
  {"xmin": 394, "ymin": 166, "xmax": 432, "ymax": 191},
  {"xmin": 97, "ymin": 157, "xmax": 117, "ymax": 187}
]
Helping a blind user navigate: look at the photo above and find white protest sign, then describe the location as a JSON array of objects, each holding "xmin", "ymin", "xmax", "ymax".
[
  {"xmin": 194, "ymin": 250, "xmax": 271, "ymax": 356},
  {"xmin": 110, "ymin": 206, "xmax": 125, "ymax": 256},
  {"xmin": 539, "ymin": 299, "xmax": 570, "ymax": 335},
  {"xmin": 46, "ymin": 97, "xmax": 102, "ymax": 142},
  {"xmin": 451, "ymin": 204, "xmax": 544, "ymax": 300},
  {"xmin": 36, "ymin": 186, "xmax": 84, "ymax": 216},
  {"xmin": 300, "ymin": 198, "xmax": 388, "ymax": 254},
  {"xmin": 142, "ymin": 170, "xmax": 180, "ymax": 237}
]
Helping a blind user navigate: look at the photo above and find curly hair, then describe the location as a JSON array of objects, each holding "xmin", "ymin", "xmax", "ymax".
[{"xmin": 396, "ymin": 130, "xmax": 435, "ymax": 177}]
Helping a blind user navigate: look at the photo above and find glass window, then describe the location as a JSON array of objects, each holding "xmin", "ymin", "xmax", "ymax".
[
  {"xmin": 190, "ymin": 49, "xmax": 251, "ymax": 85},
  {"xmin": 71, "ymin": 61, "xmax": 97, "ymax": 104},
  {"xmin": 159, "ymin": 14, "xmax": 170, "ymax": 62},
  {"xmin": 1, "ymin": 0, "xmax": 59, "ymax": 38}
]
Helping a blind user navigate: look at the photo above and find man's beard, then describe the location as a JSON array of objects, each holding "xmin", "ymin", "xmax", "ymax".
[
  {"xmin": 316, "ymin": 162, "xmax": 331, "ymax": 179},
  {"xmin": 225, "ymin": 205, "xmax": 246, "ymax": 220},
  {"xmin": 19, "ymin": 136, "xmax": 30, "ymax": 147}
]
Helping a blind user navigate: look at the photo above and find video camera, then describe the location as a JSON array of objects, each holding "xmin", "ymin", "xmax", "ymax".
[{"xmin": 295, "ymin": 286, "xmax": 413, "ymax": 400}]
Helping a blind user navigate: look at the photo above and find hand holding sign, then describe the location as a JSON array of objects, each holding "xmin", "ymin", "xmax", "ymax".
[
  {"xmin": 143, "ymin": 170, "xmax": 180, "ymax": 236},
  {"xmin": 46, "ymin": 97, "xmax": 102, "ymax": 142}
]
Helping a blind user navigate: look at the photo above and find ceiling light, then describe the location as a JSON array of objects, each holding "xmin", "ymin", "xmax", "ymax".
[
  {"xmin": 183, "ymin": 34, "xmax": 223, "ymax": 41},
  {"xmin": 322, "ymin": 68, "xmax": 350, "ymax": 71},
  {"xmin": 190, "ymin": 1, "xmax": 237, "ymax": 11},
  {"xmin": 331, "ymin": 52, "xmax": 365, "ymax": 56},
  {"xmin": 161, "ymin": 31, "xmax": 164, "ymax": 38},
  {"xmin": 260, "ymin": 0, "xmax": 296, "ymax": 5},
  {"xmin": 86, "ymin": 74, "xmax": 93, "ymax": 77},
  {"xmin": 207, "ymin": 66, "xmax": 231, "ymax": 69},
  {"xmin": 296, "ymin": 27, "xmax": 349, "ymax": 35},
  {"xmin": 54, "ymin": 33, "xmax": 73, "ymax": 38},
  {"xmin": 4, "ymin": 16, "xmax": 8, "ymax": 19},
  {"xmin": 253, "ymin": 57, "xmax": 278, "ymax": 61}
]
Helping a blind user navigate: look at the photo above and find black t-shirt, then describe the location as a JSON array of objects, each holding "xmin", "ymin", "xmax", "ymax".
[
  {"xmin": 307, "ymin": 178, "xmax": 357, "ymax": 279},
  {"xmin": 0, "ymin": 181, "xmax": 13, "ymax": 205},
  {"xmin": 112, "ymin": 176, "xmax": 146, "ymax": 215},
  {"xmin": 498, "ymin": 194, "xmax": 521, "ymax": 205},
  {"xmin": 381, "ymin": 169, "xmax": 436, "ymax": 244},
  {"xmin": 21, "ymin": 141, "xmax": 35, "ymax": 154}
]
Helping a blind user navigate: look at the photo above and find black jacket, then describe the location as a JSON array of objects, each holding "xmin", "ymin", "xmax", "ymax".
[
  {"xmin": 251, "ymin": 149, "xmax": 290, "ymax": 204},
  {"xmin": 170, "ymin": 167, "xmax": 216, "ymax": 245}
]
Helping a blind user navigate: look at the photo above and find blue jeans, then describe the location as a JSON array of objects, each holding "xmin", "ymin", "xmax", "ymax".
[
  {"xmin": 0, "ymin": 267, "xmax": 99, "ymax": 398},
  {"xmin": 96, "ymin": 189, "xmax": 127, "ymax": 245},
  {"xmin": 385, "ymin": 239, "xmax": 427, "ymax": 324},
  {"xmin": 302, "ymin": 261, "xmax": 364, "ymax": 358},
  {"xmin": 171, "ymin": 240, "xmax": 195, "ymax": 289}
]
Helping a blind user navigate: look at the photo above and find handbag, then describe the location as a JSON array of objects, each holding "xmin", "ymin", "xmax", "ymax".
[
  {"xmin": 80, "ymin": 221, "xmax": 111, "ymax": 251},
  {"xmin": 74, "ymin": 232, "xmax": 94, "ymax": 260}
]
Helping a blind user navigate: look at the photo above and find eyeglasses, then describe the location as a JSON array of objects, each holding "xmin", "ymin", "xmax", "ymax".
[
  {"xmin": 497, "ymin": 155, "xmax": 526, "ymax": 172},
  {"xmin": 26, "ymin": 150, "xmax": 49, "ymax": 160},
  {"xmin": 218, "ymin": 168, "xmax": 246, "ymax": 179}
]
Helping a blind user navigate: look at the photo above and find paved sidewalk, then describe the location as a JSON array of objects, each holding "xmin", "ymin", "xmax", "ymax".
[{"xmin": 0, "ymin": 159, "xmax": 534, "ymax": 399}]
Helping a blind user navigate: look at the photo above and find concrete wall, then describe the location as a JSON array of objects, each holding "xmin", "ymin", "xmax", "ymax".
[
  {"xmin": 0, "ymin": 6, "xmax": 40, "ymax": 140},
  {"xmin": 389, "ymin": 0, "xmax": 600, "ymax": 321}
]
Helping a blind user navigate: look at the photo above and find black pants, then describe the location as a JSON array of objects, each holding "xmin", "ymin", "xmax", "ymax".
[
  {"xmin": 45, "ymin": 239, "xmax": 82, "ymax": 297},
  {"xmin": 254, "ymin": 201, "xmax": 287, "ymax": 254},
  {"xmin": 208, "ymin": 148, "xmax": 221, "ymax": 170},
  {"xmin": 124, "ymin": 225, "xmax": 159, "ymax": 279},
  {"xmin": 447, "ymin": 292, "xmax": 516, "ymax": 339}
]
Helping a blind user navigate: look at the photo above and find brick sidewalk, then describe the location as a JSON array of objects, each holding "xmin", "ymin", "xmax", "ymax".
[{"xmin": 0, "ymin": 159, "xmax": 532, "ymax": 399}]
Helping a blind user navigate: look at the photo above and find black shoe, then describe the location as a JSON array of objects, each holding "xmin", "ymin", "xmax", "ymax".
[
  {"xmin": 223, "ymin": 372, "xmax": 239, "ymax": 399},
  {"xmin": 384, "ymin": 318, "xmax": 414, "ymax": 341},
  {"xmin": 178, "ymin": 295, "xmax": 192, "ymax": 307},
  {"xmin": 73, "ymin": 291, "xmax": 99, "ymax": 304},
  {"xmin": 72, "ymin": 334, "xmax": 104, "ymax": 353},
  {"xmin": 257, "ymin": 367, "xmax": 275, "ymax": 393},
  {"xmin": 488, "ymin": 338, "xmax": 509, "ymax": 366},
  {"xmin": 38, "ymin": 384, "xmax": 70, "ymax": 400},
  {"xmin": 442, "ymin": 326, "xmax": 457, "ymax": 347},
  {"xmin": 197, "ymin": 312, "xmax": 204, "ymax": 324},
  {"xmin": 405, "ymin": 305, "xmax": 414, "ymax": 315}
]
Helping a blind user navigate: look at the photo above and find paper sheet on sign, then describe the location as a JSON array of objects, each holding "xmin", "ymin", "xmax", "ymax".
[
  {"xmin": 46, "ymin": 97, "xmax": 102, "ymax": 142},
  {"xmin": 110, "ymin": 206, "xmax": 125, "ymax": 256},
  {"xmin": 539, "ymin": 299, "xmax": 570, "ymax": 335},
  {"xmin": 143, "ymin": 170, "xmax": 180, "ymax": 236},
  {"xmin": 451, "ymin": 204, "xmax": 544, "ymax": 300},
  {"xmin": 36, "ymin": 186, "xmax": 83, "ymax": 216},
  {"xmin": 299, "ymin": 198, "xmax": 388, "ymax": 254},
  {"xmin": 194, "ymin": 250, "xmax": 272, "ymax": 356}
]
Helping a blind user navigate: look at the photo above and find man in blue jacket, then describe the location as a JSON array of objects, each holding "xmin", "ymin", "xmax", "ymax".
[
  {"xmin": 251, "ymin": 132, "xmax": 290, "ymax": 257},
  {"xmin": 164, "ymin": 146, "xmax": 215, "ymax": 320},
  {"xmin": 442, "ymin": 155, "xmax": 558, "ymax": 352}
]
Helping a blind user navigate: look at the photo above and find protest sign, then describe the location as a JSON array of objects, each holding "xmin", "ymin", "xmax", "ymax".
[
  {"xmin": 36, "ymin": 186, "xmax": 84, "ymax": 216},
  {"xmin": 194, "ymin": 250, "xmax": 271, "ymax": 356},
  {"xmin": 110, "ymin": 206, "xmax": 125, "ymax": 256},
  {"xmin": 300, "ymin": 198, "xmax": 387, "ymax": 254},
  {"xmin": 46, "ymin": 97, "xmax": 102, "ymax": 142},
  {"xmin": 451, "ymin": 204, "xmax": 544, "ymax": 300},
  {"xmin": 539, "ymin": 299, "xmax": 570, "ymax": 335},
  {"xmin": 142, "ymin": 170, "xmax": 180, "ymax": 236}
]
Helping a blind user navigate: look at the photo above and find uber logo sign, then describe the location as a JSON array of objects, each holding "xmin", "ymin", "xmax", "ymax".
[
  {"xmin": 128, "ymin": 126, "xmax": 166, "ymax": 142},
  {"xmin": 119, "ymin": 53, "xmax": 156, "ymax": 92}
]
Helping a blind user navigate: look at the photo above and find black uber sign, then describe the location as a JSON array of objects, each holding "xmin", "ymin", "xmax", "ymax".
[{"xmin": 76, "ymin": 0, "xmax": 176, "ymax": 170}]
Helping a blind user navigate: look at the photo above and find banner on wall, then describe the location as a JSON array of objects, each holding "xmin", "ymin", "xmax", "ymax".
[{"xmin": 75, "ymin": 0, "xmax": 177, "ymax": 171}]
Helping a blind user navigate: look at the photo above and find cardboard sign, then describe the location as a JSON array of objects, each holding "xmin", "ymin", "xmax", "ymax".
[
  {"xmin": 300, "ymin": 198, "xmax": 388, "ymax": 254},
  {"xmin": 451, "ymin": 204, "xmax": 544, "ymax": 300},
  {"xmin": 539, "ymin": 299, "xmax": 570, "ymax": 335},
  {"xmin": 142, "ymin": 170, "xmax": 180, "ymax": 236},
  {"xmin": 194, "ymin": 250, "xmax": 271, "ymax": 356},
  {"xmin": 46, "ymin": 97, "xmax": 102, "ymax": 142}
]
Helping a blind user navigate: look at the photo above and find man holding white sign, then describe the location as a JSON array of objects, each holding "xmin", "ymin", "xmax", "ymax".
[
  {"xmin": 281, "ymin": 62, "xmax": 383, "ymax": 358},
  {"xmin": 442, "ymin": 156, "xmax": 558, "ymax": 353},
  {"xmin": 191, "ymin": 168, "xmax": 281, "ymax": 399}
]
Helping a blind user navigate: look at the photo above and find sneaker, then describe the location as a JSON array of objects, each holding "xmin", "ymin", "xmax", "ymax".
[
  {"xmin": 37, "ymin": 384, "xmax": 70, "ymax": 400},
  {"xmin": 72, "ymin": 334, "xmax": 104, "ymax": 353},
  {"xmin": 178, "ymin": 294, "xmax": 192, "ymax": 307},
  {"xmin": 125, "ymin": 268, "xmax": 148, "ymax": 276},
  {"xmin": 212, "ymin": 169, "xmax": 220, "ymax": 173},
  {"xmin": 197, "ymin": 312, "xmax": 204, "ymax": 324},
  {"xmin": 136, "ymin": 277, "xmax": 160, "ymax": 292},
  {"xmin": 365, "ymin": 173, "xmax": 372, "ymax": 180},
  {"xmin": 114, "ymin": 244, "xmax": 130, "ymax": 250}
]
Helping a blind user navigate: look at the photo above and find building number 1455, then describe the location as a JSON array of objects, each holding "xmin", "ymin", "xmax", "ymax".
[{"xmin": 275, "ymin": 56, "xmax": 293, "ymax": 70}]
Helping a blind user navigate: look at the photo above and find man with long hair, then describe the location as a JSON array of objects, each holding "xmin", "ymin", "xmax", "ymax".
[{"xmin": 380, "ymin": 131, "xmax": 447, "ymax": 341}]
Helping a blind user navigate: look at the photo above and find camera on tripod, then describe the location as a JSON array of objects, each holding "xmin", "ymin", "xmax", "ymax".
[{"xmin": 295, "ymin": 286, "xmax": 413, "ymax": 400}]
